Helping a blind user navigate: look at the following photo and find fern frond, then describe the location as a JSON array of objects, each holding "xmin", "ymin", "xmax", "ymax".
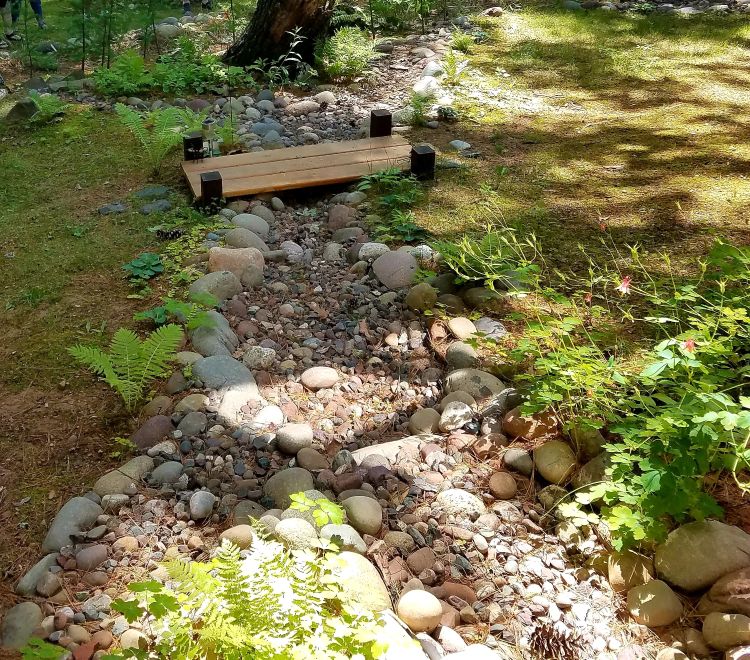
[{"xmin": 137, "ymin": 323, "xmax": 183, "ymax": 389}]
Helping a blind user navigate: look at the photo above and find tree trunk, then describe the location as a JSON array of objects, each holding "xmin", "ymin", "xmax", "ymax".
[{"xmin": 224, "ymin": 0, "xmax": 335, "ymax": 67}]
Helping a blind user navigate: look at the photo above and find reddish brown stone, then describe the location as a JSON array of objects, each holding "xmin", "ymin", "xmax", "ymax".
[
  {"xmin": 502, "ymin": 407, "xmax": 557, "ymax": 440},
  {"xmin": 333, "ymin": 472, "xmax": 363, "ymax": 494},
  {"xmin": 441, "ymin": 581, "xmax": 478, "ymax": 605},
  {"xmin": 130, "ymin": 415, "xmax": 174, "ymax": 450},
  {"xmin": 439, "ymin": 601, "xmax": 460, "ymax": 627},
  {"xmin": 470, "ymin": 433, "xmax": 509, "ymax": 459}
]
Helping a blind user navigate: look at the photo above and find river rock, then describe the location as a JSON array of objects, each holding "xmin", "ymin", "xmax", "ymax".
[
  {"xmin": 264, "ymin": 468, "xmax": 314, "ymax": 509},
  {"xmin": 208, "ymin": 246, "xmax": 265, "ymax": 279},
  {"xmin": 232, "ymin": 213, "xmax": 270, "ymax": 238},
  {"xmin": 130, "ymin": 416, "xmax": 174, "ymax": 450},
  {"xmin": 222, "ymin": 228, "xmax": 269, "ymax": 253},
  {"xmin": 443, "ymin": 369, "xmax": 505, "ymax": 403},
  {"xmin": 608, "ymin": 551, "xmax": 654, "ymax": 593},
  {"xmin": 16, "ymin": 554, "xmax": 59, "ymax": 597},
  {"xmin": 445, "ymin": 341, "xmax": 478, "ymax": 369},
  {"xmin": 334, "ymin": 551, "xmax": 392, "ymax": 612},
  {"xmin": 405, "ymin": 283, "xmax": 438, "ymax": 311},
  {"xmin": 301, "ymin": 366, "xmax": 339, "ymax": 390},
  {"xmin": 372, "ymin": 251, "xmax": 418, "ymax": 289},
  {"xmin": 276, "ymin": 423, "xmax": 314, "ymax": 454},
  {"xmin": 503, "ymin": 406, "xmax": 557, "ymax": 439},
  {"xmin": 699, "ymin": 567, "xmax": 750, "ymax": 617},
  {"xmin": 189, "ymin": 491, "xmax": 216, "ymax": 519},
  {"xmin": 434, "ymin": 489, "xmax": 485, "ymax": 518},
  {"xmin": 275, "ymin": 518, "xmax": 319, "ymax": 549},
  {"xmin": 192, "ymin": 356, "xmax": 261, "ymax": 423},
  {"xmin": 190, "ymin": 310, "xmax": 239, "ymax": 357},
  {"xmin": 220, "ymin": 524, "xmax": 254, "ymax": 548},
  {"xmin": 93, "ymin": 455, "xmax": 154, "ymax": 497},
  {"xmin": 447, "ymin": 317, "xmax": 476, "ymax": 340},
  {"xmin": 76, "ymin": 544, "xmax": 108, "ymax": 571},
  {"xmin": 655, "ymin": 521, "xmax": 750, "ymax": 592},
  {"xmin": 627, "ymin": 580, "xmax": 683, "ymax": 627},
  {"xmin": 397, "ymin": 590, "xmax": 443, "ymax": 633},
  {"xmin": 488, "ymin": 472, "xmax": 517, "ymax": 500},
  {"xmin": 439, "ymin": 401, "xmax": 473, "ymax": 432},
  {"xmin": 189, "ymin": 270, "xmax": 242, "ymax": 303},
  {"xmin": 703, "ymin": 612, "xmax": 750, "ymax": 651},
  {"xmin": 408, "ymin": 408, "xmax": 441, "ymax": 434},
  {"xmin": 0, "ymin": 602, "xmax": 43, "ymax": 649},
  {"xmin": 342, "ymin": 496, "xmax": 383, "ymax": 535},
  {"xmin": 233, "ymin": 500, "xmax": 267, "ymax": 523},
  {"xmin": 42, "ymin": 497, "xmax": 103, "ymax": 552},
  {"xmin": 533, "ymin": 440, "xmax": 577, "ymax": 484},
  {"xmin": 320, "ymin": 524, "xmax": 367, "ymax": 554}
]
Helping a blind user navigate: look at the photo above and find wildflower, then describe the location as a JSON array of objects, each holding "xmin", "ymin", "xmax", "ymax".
[
  {"xmin": 584, "ymin": 292, "xmax": 593, "ymax": 304},
  {"xmin": 599, "ymin": 222, "xmax": 607, "ymax": 232},
  {"xmin": 681, "ymin": 338, "xmax": 696, "ymax": 353},
  {"xmin": 616, "ymin": 276, "xmax": 632, "ymax": 295}
]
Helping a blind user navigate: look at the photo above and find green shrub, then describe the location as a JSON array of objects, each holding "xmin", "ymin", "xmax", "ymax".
[
  {"xmin": 431, "ymin": 224, "xmax": 542, "ymax": 292},
  {"xmin": 134, "ymin": 292, "xmax": 218, "ymax": 330},
  {"xmin": 122, "ymin": 252, "xmax": 163, "ymax": 284},
  {"xmin": 316, "ymin": 27, "xmax": 377, "ymax": 80},
  {"xmin": 106, "ymin": 538, "xmax": 389, "ymax": 659},
  {"xmin": 115, "ymin": 104, "xmax": 202, "ymax": 173},
  {"xmin": 451, "ymin": 31, "xmax": 475, "ymax": 53},
  {"xmin": 69, "ymin": 324, "xmax": 183, "ymax": 412},
  {"xmin": 27, "ymin": 91, "xmax": 70, "ymax": 125},
  {"xmin": 93, "ymin": 50, "xmax": 151, "ymax": 95}
]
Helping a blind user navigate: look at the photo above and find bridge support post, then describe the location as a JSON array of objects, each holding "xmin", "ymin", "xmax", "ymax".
[
  {"xmin": 370, "ymin": 109, "xmax": 392, "ymax": 138},
  {"xmin": 183, "ymin": 131, "xmax": 204, "ymax": 161},
  {"xmin": 411, "ymin": 144, "xmax": 436, "ymax": 181},
  {"xmin": 200, "ymin": 171, "xmax": 223, "ymax": 208}
]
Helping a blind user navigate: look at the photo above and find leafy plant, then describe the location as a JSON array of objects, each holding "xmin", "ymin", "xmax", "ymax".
[
  {"xmin": 69, "ymin": 324, "xmax": 183, "ymax": 412},
  {"xmin": 123, "ymin": 252, "xmax": 163, "ymax": 285},
  {"xmin": 115, "ymin": 104, "xmax": 198, "ymax": 173},
  {"xmin": 110, "ymin": 436, "xmax": 137, "ymax": 459},
  {"xmin": 442, "ymin": 48, "xmax": 470, "ymax": 86},
  {"xmin": 409, "ymin": 92, "xmax": 431, "ymax": 126},
  {"xmin": 451, "ymin": 31, "xmax": 474, "ymax": 53},
  {"xmin": 432, "ymin": 223, "xmax": 542, "ymax": 292},
  {"xmin": 134, "ymin": 292, "xmax": 218, "ymax": 330},
  {"xmin": 247, "ymin": 28, "xmax": 314, "ymax": 89},
  {"xmin": 20, "ymin": 638, "xmax": 63, "ymax": 659},
  {"xmin": 316, "ymin": 27, "xmax": 377, "ymax": 80},
  {"xmin": 373, "ymin": 209, "xmax": 429, "ymax": 243},
  {"xmin": 93, "ymin": 50, "xmax": 151, "ymax": 95},
  {"xmin": 27, "ymin": 91, "xmax": 70, "ymax": 125},
  {"xmin": 105, "ymin": 537, "xmax": 386, "ymax": 659},
  {"xmin": 289, "ymin": 492, "xmax": 346, "ymax": 526}
]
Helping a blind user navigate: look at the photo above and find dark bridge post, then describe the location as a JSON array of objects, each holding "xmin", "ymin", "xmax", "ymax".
[
  {"xmin": 200, "ymin": 171, "xmax": 223, "ymax": 208},
  {"xmin": 411, "ymin": 144, "xmax": 436, "ymax": 181},
  {"xmin": 370, "ymin": 109, "xmax": 392, "ymax": 138},
  {"xmin": 183, "ymin": 131, "xmax": 204, "ymax": 161}
]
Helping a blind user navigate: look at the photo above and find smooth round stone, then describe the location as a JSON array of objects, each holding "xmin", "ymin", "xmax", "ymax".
[
  {"xmin": 405, "ymin": 282, "xmax": 438, "ymax": 311},
  {"xmin": 35, "ymin": 571, "xmax": 62, "ymax": 597},
  {"xmin": 474, "ymin": 317, "xmax": 507, "ymax": 340},
  {"xmin": 249, "ymin": 204, "xmax": 275, "ymax": 224},
  {"xmin": 219, "ymin": 525, "xmax": 254, "ymax": 549},
  {"xmin": 445, "ymin": 341, "xmax": 479, "ymax": 369},
  {"xmin": 439, "ymin": 401, "xmax": 473, "ymax": 432},
  {"xmin": 112, "ymin": 536, "xmax": 139, "ymax": 553},
  {"xmin": 75, "ymin": 544, "xmax": 108, "ymax": 571},
  {"xmin": 263, "ymin": 468, "xmax": 314, "ymax": 509},
  {"xmin": 384, "ymin": 531, "xmax": 417, "ymax": 553},
  {"xmin": 397, "ymin": 590, "xmax": 443, "ymax": 633},
  {"xmin": 702, "ymin": 612, "xmax": 750, "ymax": 651},
  {"xmin": 178, "ymin": 411, "xmax": 208, "ymax": 436},
  {"xmin": 232, "ymin": 213, "xmax": 270, "ymax": 238},
  {"xmin": 372, "ymin": 251, "xmax": 418, "ymax": 290},
  {"xmin": 300, "ymin": 366, "xmax": 339, "ymax": 390},
  {"xmin": 174, "ymin": 393, "xmax": 209, "ymax": 414},
  {"xmin": 627, "ymin": 580, "xmax": 683, "ymax": 628},
  {"xmin": 0, "ymin": 602, "xmax": 43, "ymax": 649},
  {"xmin": 189, "ymin": 491, "xmax": 216, "ymax": 520},
  {"xmin": 503, "ymin": 448, "xmax": 533, "ymax": 476},
  {"xmin": 408, "ymin": 408, "xmax": 441, "ymax": 434},
  {"xmin": 242, "ymin": 345, "xmax": 276, "ymax": 370},
  {"xmin": 334, "ymin": 551, "xmax": 391, "ymax": 612},
  {"xmin": 149, "ymin": 461, "xmax": 183, "ymax": 485},
  {"xmin": 276, "ymin": 423, "xmax": 314, "ymax": 455},
  {"xmin": 320, "ymin": 524, "xmax": 367, "ymax": 554},
  {"xmin": 447, "ymin": 317, "xmax": 476, "ymax": 340},
  {"xmin": 233, "ymin": 500, "xmax": 267, "ymax": 524},
  {"xmin": 488, "ymin": 472, "xmax": 517, "ymax": 500},
  {"xmin": 274, "ymin": 518, "xmax": 318, "ymax": 549},
  {"xmin": 443, "ymin": 369, "xmax": 505, "ymax": 403},
  {"xmin": 342, "ymin": 496, "xmax": 383, "ymax": 536},
  {"xmin": 251, "ymin": 405, "xmax": 284, "ymax": 429},
  {"xmin": 533, "ymin": 440, "xmax": 577, "ymax": 484},
  {"xmin": 296, "ymin": 447, "xmax": 329, "ymax": 471},
  {"xmin": 358, "ymin": 242, "xmax": 391, "ymax": 261},
  {"xmin": 434, "ymin": 489, "xmax": 485, "ymax": 518}
]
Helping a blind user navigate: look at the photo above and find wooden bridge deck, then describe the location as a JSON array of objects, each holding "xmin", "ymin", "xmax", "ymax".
[{"xmin": 182, "ymin": 135, "xmax": 412, "ymax": 199}]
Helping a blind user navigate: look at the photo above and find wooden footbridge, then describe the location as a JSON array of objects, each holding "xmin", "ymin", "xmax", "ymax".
[{"xmin": 181, "ymin": 110, "xmax": 436, "ymax": 203}]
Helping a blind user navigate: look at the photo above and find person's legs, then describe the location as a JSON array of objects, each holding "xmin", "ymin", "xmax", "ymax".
[
  {"xmin": 182, "ymin": 0, "xmax": 191, "ymax": 15},
  {"xmin": 0, "ymin": 0, "xmax": 20, "ymax": 42},
  {"xmin": 30, "ymin": 0, "xmax": 45, "ymax": 28}
]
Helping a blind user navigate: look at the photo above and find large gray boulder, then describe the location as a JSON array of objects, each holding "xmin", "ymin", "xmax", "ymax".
[
  {"xmin": 189, "ymin": 271, "xmax": 242, "ymax": 303},
  {"xmin": 655, "ymin": 521, "xmax": 750, "ymax": 592},
  {"xmin": 189, "ymin": 310, "xmax": 239, "ymax": 357},
  {"xmin": 443, "ymin": 368, "xmax": 506, "ymax": 403},
  {"xmin": 0, "ymin": 601, "xmax": 43, "ymax": 649},
  {"xmin": 42, "ymin": 497, "xmax": 103, "ymax": 552},
  {"xmin": 193, "ymin": 356, "xmax": 261, "ymax": 423}
]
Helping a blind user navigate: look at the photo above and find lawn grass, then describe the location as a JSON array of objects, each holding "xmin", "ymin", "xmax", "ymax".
[{"xmin": 413, "ymin": 4, "xmax": 750, "ymax": 277}]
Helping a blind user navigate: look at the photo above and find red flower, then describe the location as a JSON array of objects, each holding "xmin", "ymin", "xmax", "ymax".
[
  {"xmin": 682, "ymin": 338, "xmax": 696, "ymax": 353},
  {"xmin": 599, "ymin": 222, "xmax": 607, "ymax": 232},
  {"xmin": 616, "ymin": 276, "xmax": 632, "ymax": 295},
  {"xmin": 584, "ymin": 292, "xmax": 593, "ymax": 304}
]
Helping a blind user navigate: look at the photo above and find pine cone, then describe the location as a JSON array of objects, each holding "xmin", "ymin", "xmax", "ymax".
[{"xmin": 528, "ymin": 622, "xmax": 582, "ymax": 660}]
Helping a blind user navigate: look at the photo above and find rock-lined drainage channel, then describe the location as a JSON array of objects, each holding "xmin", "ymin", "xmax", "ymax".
[{"xmin": 0, "ymin": 187, "xmax": 648, "ymax": 660}]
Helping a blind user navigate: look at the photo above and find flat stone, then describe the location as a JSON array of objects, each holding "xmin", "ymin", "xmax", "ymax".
[
  {"xmin": 627, "ymin": 580, "xmax": 682, "ymax": 627},
  {"xmin": 94, "ymin": 455, "xmax": 154, "ymax": 496},
  {"xmin": 233, "ymin": 500, "xmax": 267, "ymax": 524},
  {"xmin": 372, "ymin": 251, "xmax": 418, "ymax": 290},
  {"xmin": 301, "ymin": 366, "xmax": 339, "ymax": 390},
  {"xmin": 276, "ymin": 423, "xmax": 314, "ymax": 454},
  {"xmin": 75, "ymin": 544, "xmax": 108, "ymax": 571},
  {"xmin": 16, "ymin": 554, "xmax": 59, "ymax": 597},
  {"xmin": 130, "ymin": 416, "xmax": 174, "ymax": 451},
  {"xmin": 192, "ymin": 356, "xmax": 261, "ymax": 423},
  {"xmin": 189, "ymin": 271, "xmax": 242, "ymax": 303},
  {"xmin": 444, "ymin": 369, "xmax": 505, "ymax": 403},
  {"xmin": 434, "ymin": 489, "xmax": 485, "ymax": 518}
]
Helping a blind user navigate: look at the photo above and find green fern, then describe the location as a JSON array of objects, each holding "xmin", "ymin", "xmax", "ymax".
[
  {"xmin": 27, "ymin": 91, "xmax": 70, "ymax": 125},
  {"xmin": 109, "ymin": 537, "xmax": 384, "ymax": 659},
  {"xmin": 68, "ymin": 324, "xmax": 183, "ymax": 412},
  {"xmin": 115, "ymin": 103, "xmax": 199, "ymax": 173}
]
